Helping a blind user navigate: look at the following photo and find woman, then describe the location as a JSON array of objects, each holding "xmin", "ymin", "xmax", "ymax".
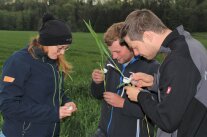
[{"xmin": 0, "ymin": 13, "xmax": 77, "ymax": 137}]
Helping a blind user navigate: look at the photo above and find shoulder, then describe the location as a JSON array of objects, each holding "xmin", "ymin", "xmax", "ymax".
[
  {"xmin": 9, "ymin": 48, "xmax": 31, "ymax": 62},
  {"xmin": 14, "ymin": 48, "xmax": 30, "ymax": 58},
  {"xmin": 3, "ymin": 48, "xmax": 31, "ymax": 70},
  {"xmin": 161, "ymin": 54, "xmax": 196, "ymax": 74}
]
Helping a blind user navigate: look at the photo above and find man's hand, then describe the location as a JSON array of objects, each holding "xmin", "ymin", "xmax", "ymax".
[
  {"xmin": 124, "ymin": 86, "xmax": 141, "ymax": 102},
  {"xmin": 130, "ymin": 72, "xmax": 154, "ymax": 88},
  {"xmin": 103, "ymin": 92, "xmax": 124, "ymax": 108},
  {"xmin": 92, "ymin": 69, "xmax": 104, "ymax": 84}
]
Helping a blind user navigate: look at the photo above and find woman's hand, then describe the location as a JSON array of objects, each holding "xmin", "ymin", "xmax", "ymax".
[{"xmin": 59, "ymin": 102, "xmax": 77, "ymax": 119}]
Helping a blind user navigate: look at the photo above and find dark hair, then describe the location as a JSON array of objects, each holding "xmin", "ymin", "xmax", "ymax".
[
  {"xmin": 121, "ymin": 9, "xmax": 167, "ymax": 41},
  {"xmin": 119, "ymin": 38, "xmax": 129, "ymax": 48}
]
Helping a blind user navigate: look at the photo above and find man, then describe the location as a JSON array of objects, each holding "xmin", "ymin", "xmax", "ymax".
[
  {"xmin": 91, "ymin": 22, "xmax": 159, "ymax": 137},
  {"xmin": 122, "ymin": 9, "xmax": 207, "ymax": 137}
]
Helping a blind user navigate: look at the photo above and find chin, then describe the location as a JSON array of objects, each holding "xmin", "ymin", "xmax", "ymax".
[
  {"xmin": 117, "ymin": 60, "xmax": 123, "ymax": 64},
  {"xmin": 147, "ymin": 57, "xmax": 153, "ymax": 60},
  {"xmin": 49, "ymin": 56, "xmax": 58, "ymax": 60}
]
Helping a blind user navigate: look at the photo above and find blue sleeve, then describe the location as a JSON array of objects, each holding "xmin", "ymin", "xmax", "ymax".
[{"xmin": 0, "ymin": 54, "xmax": 59, "ymax": 123}]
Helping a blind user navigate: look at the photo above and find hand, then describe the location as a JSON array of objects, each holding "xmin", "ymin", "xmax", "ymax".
[
  {"xmin": 103, "ymin": 92, "xmax": 124, "ymax": 108},
  {"xmin": 130, "ymin": 72, "xmax": 154, "ymax": 88},
  {"xmin": 59, "ymin": 102, "xmax": 77, "ymax": 119},
  {"xmin": 124, "ymin": 86, "xmax": 141, "ymax": 102},
  {"xmin": 64, "ymin": 102, "xmax": 77, "ymax": 112},
  {"xmin": 92, "ymin": 69, "xmax": 104, "ymax": 84},
  {"xmin": 59, "ymin": 106, "xmax": 72, "ymax": 119}
]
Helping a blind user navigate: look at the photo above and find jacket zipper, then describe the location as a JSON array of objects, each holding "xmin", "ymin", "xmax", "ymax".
[
  {"xmin": 106, "ymin": 57, "xmax": 139, "ymax": 136},
  {"xmin": 47, "ymin": 63, "xmax": 59, "ymax": 137}
]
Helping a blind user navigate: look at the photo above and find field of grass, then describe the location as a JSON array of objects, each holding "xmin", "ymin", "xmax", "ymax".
[{"xmin": 0, "ymin": 30, "xmax": 207, "ymax": 137}]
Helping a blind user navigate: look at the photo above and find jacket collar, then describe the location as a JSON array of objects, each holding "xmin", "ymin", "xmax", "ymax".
[
  {"xmin": 161, "ymin": 25, "xmax": 184, "ymax": 47},
  {"xmin": 32, "ymin": 46, "xmax": 56, "ymax": 64},
  {"xmin": 158, "ymin": 25, "xmax": 184, "ymax": 53},
  {"xmin": 123, "ymin": 55, "xmax": 140, "ymax": 68}
]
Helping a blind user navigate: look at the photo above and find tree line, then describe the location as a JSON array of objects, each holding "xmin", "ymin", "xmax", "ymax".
[{"xmin": 0, "ymin": 0, "xmax": 207, "ymax": 32}]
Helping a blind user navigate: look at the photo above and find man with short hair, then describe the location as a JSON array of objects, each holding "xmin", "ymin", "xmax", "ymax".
[
  {"xmin": 91, "ymin": 22, "xmax": 159, "ymax": 137},
  {"xmin": 123, "ymin": 9, "xmax": 207, "ymax": 137}
]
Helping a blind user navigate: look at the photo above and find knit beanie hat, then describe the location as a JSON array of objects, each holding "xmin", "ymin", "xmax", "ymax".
[{"xmin": 38, "ymin": 13, "xmax": 72, "ymax": 46}]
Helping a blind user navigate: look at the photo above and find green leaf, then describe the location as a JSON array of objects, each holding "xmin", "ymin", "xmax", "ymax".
[{"xmin": 84, "ymin": 20, "xmax": 124, "ymax": 77}]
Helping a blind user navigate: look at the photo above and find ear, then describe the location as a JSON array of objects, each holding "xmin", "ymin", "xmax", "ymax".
[{"xmin": 143, "ymin": 31, "xmax": 153, "ymax": 43}]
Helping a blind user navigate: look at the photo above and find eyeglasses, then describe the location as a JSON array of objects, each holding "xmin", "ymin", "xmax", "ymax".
[{"xmin": 57, "ymin": 45, "xmax": 70, "ymax": 52}]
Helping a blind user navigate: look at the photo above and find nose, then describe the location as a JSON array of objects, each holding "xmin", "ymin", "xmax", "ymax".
[{"xmin": 112, "ymin": 53, "xmax": 118, "ymax": 59}]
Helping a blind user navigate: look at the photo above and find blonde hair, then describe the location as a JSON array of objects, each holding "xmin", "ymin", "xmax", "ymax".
[
  {"xmin": 103, "ymin": 22, "xmax": 124, "ymax": 46},
  {"xmin": 28, "ymin": 36, "xmax": 72, "ymax": 77}
]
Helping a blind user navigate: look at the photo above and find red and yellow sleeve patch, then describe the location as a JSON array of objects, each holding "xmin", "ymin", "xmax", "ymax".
[{"xmin": 3, "ymin": 76, "xmax": 15, "ymax": 83}]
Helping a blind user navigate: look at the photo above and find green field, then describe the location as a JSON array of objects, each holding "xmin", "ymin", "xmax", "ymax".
[{"xmin": 0, "ymin": 31, "xmax": 207, "ymax": 137}]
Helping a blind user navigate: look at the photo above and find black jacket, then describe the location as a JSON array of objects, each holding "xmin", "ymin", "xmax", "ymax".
[
  {"xmin": 91, "ymin": 56, "xmax": 159, "ymax": 137},
  {"xmin": 138, "ymin": 26, "xmax": 207, "ymax": 137}
]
